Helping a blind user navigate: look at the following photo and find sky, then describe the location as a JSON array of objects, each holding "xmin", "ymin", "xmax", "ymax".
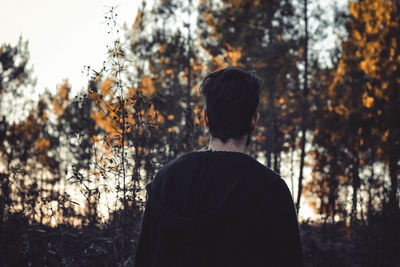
[{"xmin": 0, "ymin": 0, "xmax": 140, "ymax": 96}]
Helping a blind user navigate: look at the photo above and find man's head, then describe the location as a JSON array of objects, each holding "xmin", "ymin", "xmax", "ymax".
[{"xmin": 200, "ymin": 67, "xmax": 261, "ymax": 144}]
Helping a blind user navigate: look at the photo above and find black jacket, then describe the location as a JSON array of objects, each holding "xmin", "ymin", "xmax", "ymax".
[{"xmin": 135, "ymin": 150, "xmax": 304, "ymax": 267}]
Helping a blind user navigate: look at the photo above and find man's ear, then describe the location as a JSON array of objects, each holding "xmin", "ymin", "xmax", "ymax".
[
  {"xmin": 250, "ymin": 112, "xmax": 259, "ymax": 130},
  {"xmin": 203, "ymin": 109, "xmax": 209, "ymax": 128}
]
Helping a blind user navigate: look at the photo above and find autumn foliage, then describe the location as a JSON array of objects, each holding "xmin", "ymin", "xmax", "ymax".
[{"xmin": 0, "ymin": 0, "xmax": 399, "ymax": 266}]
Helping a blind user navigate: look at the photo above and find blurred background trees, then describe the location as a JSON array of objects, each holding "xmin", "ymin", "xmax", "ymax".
[{"xmin": 0, "ymin": 0, "xmax": 399, "ymax": 266}]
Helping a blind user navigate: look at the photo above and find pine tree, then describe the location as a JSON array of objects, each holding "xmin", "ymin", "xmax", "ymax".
[
  {"xmin": 308, "ymin": 0, "xmax": 400, "ymax": 224},
  {"xmin": 198, "ymin": 0, "xmax": 301, "ymax": 174}
]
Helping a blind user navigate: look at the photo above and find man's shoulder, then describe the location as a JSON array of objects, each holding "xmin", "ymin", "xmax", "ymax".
[
  {"xmin": 160, "ymin": 150, "xmax": 276, "ymax": 170},
  {"xmin": 246, "ymin": 155, "xmax": 280, "ymax": 177},
  {"xmin": 157, "ymin": 151, "xmax": 199, "ymax": 173},
  {"xmin": 154, "ymin": 150, "xmax": 281, "ymax": 184},
  {"xmin": 150, "ymin": 152, "xmax": 199, "ymax": 187}
]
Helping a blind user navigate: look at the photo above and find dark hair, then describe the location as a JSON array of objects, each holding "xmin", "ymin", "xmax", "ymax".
[{"xmin": 200, "ymin": 67, "xmax": 261, "ymax": 143}]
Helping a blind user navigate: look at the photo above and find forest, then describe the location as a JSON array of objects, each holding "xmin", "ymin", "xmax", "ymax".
[{"xmin": 0, "ymin": 0, "xmax": 399, "ymax": 266}]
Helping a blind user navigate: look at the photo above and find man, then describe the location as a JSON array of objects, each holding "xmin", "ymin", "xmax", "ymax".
[{"xmin": 135, "ymin": 68, "xmax": 304, "ymax": 267}]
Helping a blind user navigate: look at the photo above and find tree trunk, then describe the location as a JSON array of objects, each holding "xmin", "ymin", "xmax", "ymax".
[
  {"xmin": 329, "ymin": 151, "xmax": 339, "ymax": 223},
  {"xmin": 351, "ymin": 155, "xmax": 360, "ymax": 227},
  {"xmin": 273, "ymin": 148, "xmax": 279, "ymax": 172},
  {"xmin": 295, "ymin": 0, "xmax": 309, "ymax": 214},
  {"xmin": 265, "ymin": 82, "xmax": 275, "ymax": 169},
  {"xmin": 367, "ymin": 157, "xmax": 374, "ymax": 218},
  {"xmin": 388, "ymin": 146, "xmax": 399, "ymax": 208},
  {"xmin": 184, "ymin": 0, "xmax": 193, "ymax": 149},
  {"xmin": 290, "ymin": 135, "xmax": 296, "ymax": 199}
]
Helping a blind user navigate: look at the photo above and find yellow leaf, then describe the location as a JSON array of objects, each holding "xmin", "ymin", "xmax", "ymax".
[
  {"xmin": 225, "ymin": 44, "xmax": 242, "ymax": 66},
  {"xmin": 37, "ymin": 138, "xmax": 50, "ymax": 151},
  {"xmin": 132, "ymin": 10, "xmax": 142, "ymax": 34},
  {"xmin": 349, "ymin": 2, "xmax": 358, "ymax": 19},
  {"xmin": 141, "ymin": 75, "xmax": 155, "ymax": 95},
  {"xmin": 353, "ymin": 30, "xmax": 362, "ymax": 41},
  {"xmin": 362, "ymin": 92, "xmax": 374, "ymax": 108},
  {"xmin": 382, "ymin": 130, "xmax": 389, "ymax": 142}
]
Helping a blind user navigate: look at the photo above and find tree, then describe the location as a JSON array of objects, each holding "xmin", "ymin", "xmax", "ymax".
[
  {"xmin": 198, "ymin": 0, "xmax": 301, "ymax": 176},
  {"xmin": 295, "ymin": 0, "xmax": 310, "ymax": 214},
  {"xmin": 0, "ymin": 38, "xmax": 37, "ymax": 224},
  {"xmin": 129, "ymin": 0, "xmax": 205, "ymax": 157},
  {"xmin": 307, "ymin": 0, "xmax": 400, "ymax": 224},
  {"xmin": 330, "ymin": 0, "xmax": 400, "ymax": 213}
]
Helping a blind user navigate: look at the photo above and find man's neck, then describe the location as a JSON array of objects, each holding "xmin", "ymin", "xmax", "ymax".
[{"xmin": 208, "ymin": 136, "xmax": 248, "ymax": 154}]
